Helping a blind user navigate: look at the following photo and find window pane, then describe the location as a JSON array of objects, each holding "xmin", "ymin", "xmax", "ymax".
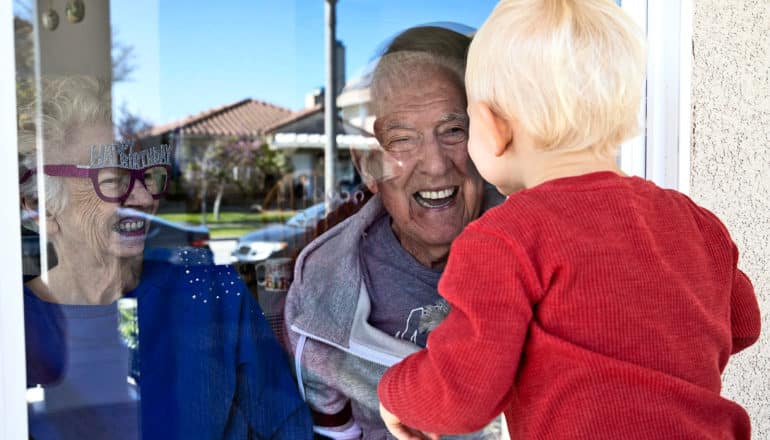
[
  {"xmin": 11, "ymin": 1, "xmax": 654, "ymax": 438},
  {"xmin": 14, "ymin": 1, "xmax": 507, "ymax": 438}
]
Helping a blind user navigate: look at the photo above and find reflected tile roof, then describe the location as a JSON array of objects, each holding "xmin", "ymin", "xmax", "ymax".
[{"xmin": 149, "ymin": 99, "xmax": 294, "ymax": 138}]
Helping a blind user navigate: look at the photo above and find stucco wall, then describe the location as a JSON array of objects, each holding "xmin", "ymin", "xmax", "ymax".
[{"xmin": 691, "ymin": 1, "xmax": 770, "ymax": 436}]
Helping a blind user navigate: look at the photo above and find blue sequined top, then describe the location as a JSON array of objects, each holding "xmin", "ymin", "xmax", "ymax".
[{"xmin": 24, "ymin": 247, "xmax": 313, "ymax": 440}]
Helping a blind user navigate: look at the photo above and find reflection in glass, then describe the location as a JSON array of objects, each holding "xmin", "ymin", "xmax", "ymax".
[
  {"xmin": 10, "ymin": 1, "xmax": 508, "ymax": 438},
  {"xmin": 18, "ymin": 76, "xmax": 312, "ymax": 439}
]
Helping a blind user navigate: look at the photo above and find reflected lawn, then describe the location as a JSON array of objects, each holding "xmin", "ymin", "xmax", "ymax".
[{"xmin": 157, "ymin": 211, "xmax": 295, "ymax": 239}]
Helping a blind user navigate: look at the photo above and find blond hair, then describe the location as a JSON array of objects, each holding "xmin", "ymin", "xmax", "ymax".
[{"xmin": 466, "ymin": 0, "xmax": 646, "ymax": 156}]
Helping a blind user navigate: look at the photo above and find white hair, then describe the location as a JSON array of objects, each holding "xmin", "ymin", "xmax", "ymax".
[
  {"xmin": 355, "ymin": 26, "xmax": 471, "ymax": 182},
  {"xmin": 466, "ymin": 0, "xmax": 646, "ymax": 156},
  {"xmin": 18, "ymin": 75, "xmax": 112, "ymax": 230},
  {"xmin": 370, "ymin": 26, "xmax": 470, "ymax": 117}
]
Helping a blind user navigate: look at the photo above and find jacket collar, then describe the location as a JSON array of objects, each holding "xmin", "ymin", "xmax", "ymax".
[
  {"xmin": 288, "ymin": 196, "xmax": 384, "ymax": 348},
  {"xmin": 288, "ymin": 195, "xmax": 421, "ymax": 364}
]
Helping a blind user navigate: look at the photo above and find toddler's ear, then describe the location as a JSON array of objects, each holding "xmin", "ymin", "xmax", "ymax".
[{"xmin": 471, "ymin": 102, "xmax": 512, "ymax": 157}]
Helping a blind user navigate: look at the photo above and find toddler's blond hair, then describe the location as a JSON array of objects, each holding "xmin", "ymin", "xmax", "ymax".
[{"xmin": 466, "ymin": 0, "xmax": 646, "ymax": 156}]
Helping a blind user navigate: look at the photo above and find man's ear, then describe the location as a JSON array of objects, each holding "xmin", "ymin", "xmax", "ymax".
[
  {"xmin": 350, "ymin": 147, "xmax": 380, "ymax": 194},
  {"xmin": 472, "ymin": 102, "xmax": 513, "ymax": 157}
]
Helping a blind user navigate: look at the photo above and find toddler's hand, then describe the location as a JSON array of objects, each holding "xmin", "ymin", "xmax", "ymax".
[{"xmin": 379, "ymin": 403, "xmax": 439, "ymax": 440}]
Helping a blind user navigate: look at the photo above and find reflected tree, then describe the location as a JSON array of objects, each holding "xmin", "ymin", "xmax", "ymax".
[
  {"xmin": 111, "ymin": 28, "xmax": 137, "ymax": 83},
  {"xmin": 194, "ymin": 139, "xmax": 291, "ymax": 221},
  {"xmin": 13, "ymin": 13, "xmax": 141, "ymax": 120},
  {"xmin": 116, "ymin": 102, "xmax": 152, "ymax": 141},
  {"xmin": 15, "ymin": 16, "xmax": 34, "ymax": 112}
]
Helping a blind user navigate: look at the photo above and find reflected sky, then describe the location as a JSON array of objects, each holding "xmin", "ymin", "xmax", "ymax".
[{"xmin": 110, "ymin": 0, "xmax": 498, "ymax": 124}]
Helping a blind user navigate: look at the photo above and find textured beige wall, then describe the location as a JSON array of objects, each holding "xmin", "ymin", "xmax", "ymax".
[{"xmin": 691, "ymin": 1, "xmax": 770, "ymax": 437}]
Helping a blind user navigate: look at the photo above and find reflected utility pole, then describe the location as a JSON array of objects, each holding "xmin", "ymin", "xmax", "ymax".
[{"xmin": 324, "ymin": 0, "xmax": 338, "ymax": 214}]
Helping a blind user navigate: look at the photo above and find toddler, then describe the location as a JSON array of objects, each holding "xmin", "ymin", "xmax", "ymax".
[{"xmin": 377, "ymin": 1, "xmax": 761, "ymax": 439}]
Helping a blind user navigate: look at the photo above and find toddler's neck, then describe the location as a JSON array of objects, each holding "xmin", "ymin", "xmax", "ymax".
[{"xmin": 521, "ymin": 148, "xmax": 624, "ymax": 190}]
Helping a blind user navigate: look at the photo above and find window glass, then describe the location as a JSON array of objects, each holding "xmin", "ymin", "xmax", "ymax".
[
  {"xmin": 13, "ymin": 1, "xmax": 519, "ymax": 438},
  {"xmin": 13, "ymin": 0, "xmax": 493, "ymax": 439}
]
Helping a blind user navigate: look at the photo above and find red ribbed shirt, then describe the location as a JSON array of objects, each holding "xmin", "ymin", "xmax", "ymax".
[{"xmin": 378, "ymin": 172, "xmax": 761, "ymax": 439}]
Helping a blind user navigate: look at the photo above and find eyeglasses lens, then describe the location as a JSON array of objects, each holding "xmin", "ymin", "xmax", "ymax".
[
  {"xmin": 143, "ymin": 166, "xmax": 168, "ymax": 194},
  {"xmin": 97, "ymin": 168, "xmax": 131, "ymax": 198},
  {"xmin": 97, "ymin": 166, "xmax": 168, "ymax": 199}
]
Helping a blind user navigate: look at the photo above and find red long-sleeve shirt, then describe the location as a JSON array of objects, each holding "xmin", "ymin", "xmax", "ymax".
[{"xmin": 378, "ymin": 172, "xmax": 761, "ymax": 439}]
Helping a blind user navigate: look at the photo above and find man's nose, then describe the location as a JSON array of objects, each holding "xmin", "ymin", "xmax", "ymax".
[{"xmin": 417, "ymin": 134, "xmax": 452, "ymax": 176}]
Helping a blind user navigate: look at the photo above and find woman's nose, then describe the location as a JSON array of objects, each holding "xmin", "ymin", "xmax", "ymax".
[{"xmin": 125, "ymin": 179, "xmax": 154, "ymax": 206}]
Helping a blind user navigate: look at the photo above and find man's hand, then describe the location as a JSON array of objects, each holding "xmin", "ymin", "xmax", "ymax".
[{"xmin": 379, "ymin": 403, "xmax": 439, "ymax": 440}]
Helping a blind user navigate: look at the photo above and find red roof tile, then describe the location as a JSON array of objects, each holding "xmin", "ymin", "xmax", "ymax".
[
  {"xmin": 263, "ymin": 105, "xmax": 323, "ymax": 133},
  {"xmin": 149, "ymin": 99, "xmax": 294, "ymax": 138}
]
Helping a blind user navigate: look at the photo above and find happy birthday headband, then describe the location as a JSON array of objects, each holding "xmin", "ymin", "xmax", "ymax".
[
  {"xmin": 19, "ymin": 142, "xmax": 176, "ymax": 185},
  {"xmin": 89, "ymin": 142, "xmax": 174, "ymax": 169}
]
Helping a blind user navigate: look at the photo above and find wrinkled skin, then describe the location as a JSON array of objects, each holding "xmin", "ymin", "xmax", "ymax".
[
  {"xmin": 30, "ymin": 123, "xmax": 159, "ymax": 304},
  {"xmin": 369, "ymin": 66, "xmax": 484, "ymax": 268}
]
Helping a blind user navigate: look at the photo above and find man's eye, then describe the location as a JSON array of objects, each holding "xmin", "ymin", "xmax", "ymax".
[
  {"xmin": 385, "ymin": 137, "xmax": 416, "ymax": 151},
  {"xmin": 440, "ymin": 126, "xmax": 467, "ymax": 143}
]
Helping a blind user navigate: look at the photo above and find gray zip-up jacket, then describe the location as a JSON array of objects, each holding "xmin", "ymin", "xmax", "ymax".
[{"xmin": 285, "ymin": 195, "xmax": 503, "ymax": 440}]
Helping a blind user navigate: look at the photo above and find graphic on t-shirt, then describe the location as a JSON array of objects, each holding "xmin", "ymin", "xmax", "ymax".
[{"xmin": 395, "ymin": 299, "xmax": 450, "ymax": 347}]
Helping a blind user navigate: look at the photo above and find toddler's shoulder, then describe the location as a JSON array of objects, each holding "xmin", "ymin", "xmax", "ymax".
[
  {"xmin": 665, "ymin": 190, "xmax": 735, "ymax": 243},
  {"xmin": 470, "ymin": 192, "xmax": 555, "ymax": 238}
]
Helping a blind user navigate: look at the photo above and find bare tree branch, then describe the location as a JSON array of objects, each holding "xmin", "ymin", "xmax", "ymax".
[{"xmin": 111, "ymin": 28, "xmax": 137, "ymax": 83}]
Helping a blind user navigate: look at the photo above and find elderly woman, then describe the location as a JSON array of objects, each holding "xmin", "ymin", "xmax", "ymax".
[
  {"xmin": 284, "ymin": 26, "xmax": 503, "ymax": 439},
  {"xmin": 19, "ymin": 76, "xmax": 312, "ymax": 439}
]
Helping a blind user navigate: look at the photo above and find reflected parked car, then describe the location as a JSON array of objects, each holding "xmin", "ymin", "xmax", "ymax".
[
  {"xmin": 138, "ymin": 210, "xmax": 211, "ymax": 263},
  {"xmin": 231, "ymin": 202, "xmax": 328, "ymax": 263},
  {"xmin": 143, "ymin": 213, "xmax": 210, "ymax": 249}
]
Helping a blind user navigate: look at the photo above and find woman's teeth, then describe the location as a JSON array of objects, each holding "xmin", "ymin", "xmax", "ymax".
[{"xmin": 117, "ymin": 220, "xmax": 145, "ymax": 232}]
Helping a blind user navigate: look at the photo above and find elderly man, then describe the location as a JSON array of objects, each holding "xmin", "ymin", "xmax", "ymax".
[{"xmin": 284, "ymin": 26, "xmax": 503, "ymax": 439}]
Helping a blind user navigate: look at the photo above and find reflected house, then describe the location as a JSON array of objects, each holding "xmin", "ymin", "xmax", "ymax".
[
  {"xmin": 337, "ymin": 61, "xmax": 376, "ymax": 134},
  {"xmin": 142, "ymin": 36, "xmax": 378, "ymax": 211},
  {"xmin": 263, "ymin": 103, "xmax": 376, "ymax": 206},
  {"xmin": 143, "ymin": 96, "xmax": 376, "ymax": 209},
  {"xmin": 144, "ymin": 99, "xmax": 293, "ymax": 204}
]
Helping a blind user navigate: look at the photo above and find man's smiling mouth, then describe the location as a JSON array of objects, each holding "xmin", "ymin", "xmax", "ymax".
[{"xmin": 413, "ymin": 186, "xmax": 458, "ymax": 209}]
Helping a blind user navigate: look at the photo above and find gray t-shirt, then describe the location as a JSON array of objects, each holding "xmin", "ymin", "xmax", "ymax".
[{"xmin": 361, "ymin": 213, "xmax": 448, "ymax": 348}]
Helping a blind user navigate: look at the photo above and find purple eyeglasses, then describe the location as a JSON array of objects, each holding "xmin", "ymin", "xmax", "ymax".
[{"xmin": 20, "ymin": 164, "xmax": 171, "ymax": 204}]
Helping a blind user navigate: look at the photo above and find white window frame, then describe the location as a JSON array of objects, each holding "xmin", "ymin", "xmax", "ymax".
[
  {"xmin": 0, "ymin": 0, "xmax": 30, "ymax": 438},
  {"xmin": 620, "ymin": 0, "xmax": 693, "ymax": 193},
  {"xmin": 0, "ymin": 1, "xmax": 693, "ymax": 436}
]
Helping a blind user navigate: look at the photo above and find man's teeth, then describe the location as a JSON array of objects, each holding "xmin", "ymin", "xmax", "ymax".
[
  {"xmin": 118, "ymin": 220, "xmax": 145, "ymax": 232},
  {"xmin": 418, "ymin": 188, "xmax": 455, "ymax": 200}
]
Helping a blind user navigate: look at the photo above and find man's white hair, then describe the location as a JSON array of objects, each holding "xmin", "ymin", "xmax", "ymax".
[
  {"xmin": 355, "ymin": 26, "xmax": 471, "ymax": 183},
  {"xmin": 370, "ymin": 26, "xmax": 470, "ymax": 118}
]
